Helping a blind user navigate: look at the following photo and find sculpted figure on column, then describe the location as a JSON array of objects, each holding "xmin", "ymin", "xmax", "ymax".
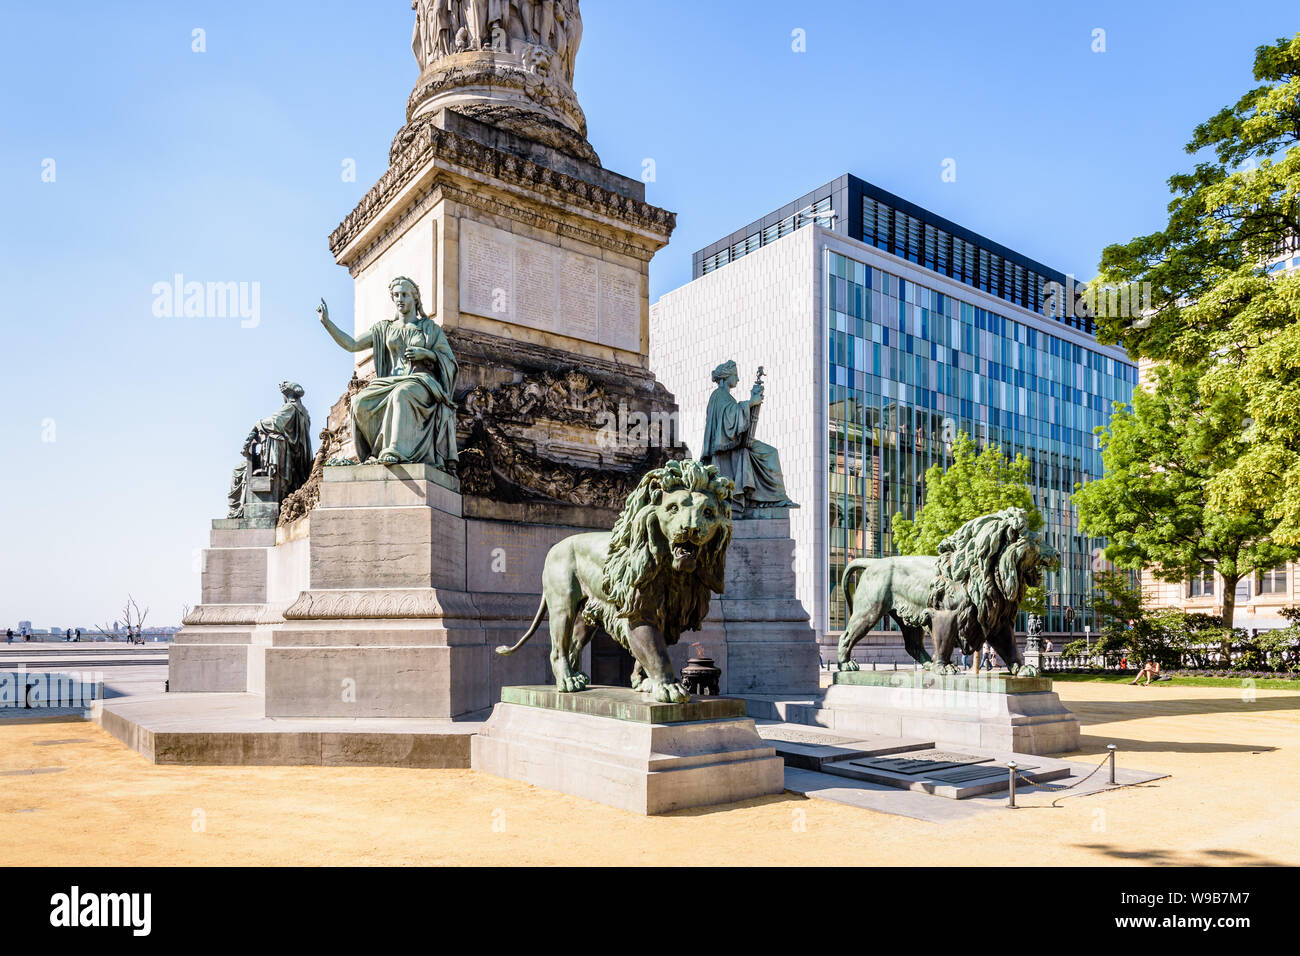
[
  {"xmin": 227, "ymin": 381, "xmax": 313, "ymax": 519},
  {"xmin": 701, "ymin": 361, "xmax": 799, "ymax": 515},
  {"xmin": 558, "ymin": 0, "xmax": 581, "ymax": 80},
  {"xmin": 463, "ymin": 0, "xmax": 489, "ymax": 49},
  {"xmin": 411, "ymin": 0, "xmax": 431, "ymax": 65},
  {"xmin": 317, "ymin": 277, "xmax": 459, "ymax": 473},
  {"xmin": 432, "ymin": 0, "xmax": 457, "ymax": 57}
]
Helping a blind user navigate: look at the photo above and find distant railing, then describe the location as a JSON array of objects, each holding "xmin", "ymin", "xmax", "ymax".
[{"xmin": 1039, "ymin": 653, "xmax": 1108, "ymax": 671}]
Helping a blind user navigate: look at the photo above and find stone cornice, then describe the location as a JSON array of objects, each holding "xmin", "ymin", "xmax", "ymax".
[
  {"xmin": 347, "ymin": 184, "xmax": 445, "ymax": 278},
  {"xmin": 441, "ymin": 181, "xmax": 656, "ymax": 261},
  {"xmin": 329, "ymin": 123, "xmax": 675, "ymax": 263},
  {"xmin": 284, "ymin": 589, "xmax": 480, "ymax": 621},
  {"xmin": 181, "ymin": 604, "xmax": 262, "ymax": 626}
]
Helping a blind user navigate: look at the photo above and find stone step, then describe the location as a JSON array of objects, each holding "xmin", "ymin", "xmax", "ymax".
[
  {"xmin": 755, "ymin": 722, "xmax": 935, "ymax": 770},
  {"xmin": 95, "ymin": 693, "xmax": 482, "ymax": 768},
  {"xmin": 817, "ymin": 746, "xmax": 1074, "ymax": 799}
]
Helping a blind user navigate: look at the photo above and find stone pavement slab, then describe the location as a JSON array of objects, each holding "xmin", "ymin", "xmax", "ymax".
[{"xmin": 755, "ymin": 721, "xmax": 935, "ymax": 770}]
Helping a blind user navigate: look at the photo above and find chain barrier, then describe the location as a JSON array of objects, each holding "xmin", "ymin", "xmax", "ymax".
[{"xmin": 1013, "ymin": 751, "xmax": 1110, "ymax": 794}]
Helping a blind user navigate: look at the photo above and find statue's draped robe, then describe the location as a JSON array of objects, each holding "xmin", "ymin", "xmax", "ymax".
[
  {"xmin": 352, "ymin": 316, "xmax": 459, "ymax": 469},
  {"xmin": 700, "ymin": 386, "xmax": 793, "ymax": 510},
  {"xmin": 227, "ymin": 397, "xmax": 312, "ymax": 518},
  {"xmin": 260, "ymin": 399, "xmax": 313, "ymax": 497}
]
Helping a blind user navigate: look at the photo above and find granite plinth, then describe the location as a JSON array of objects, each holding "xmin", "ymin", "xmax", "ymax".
[
  {"xmin": 95, "ymin": 693, "xmax": 479, "ymax": 768},
  {"xmin": 783, "ymin": 671, "xmax": 1081, "ymax": 756},
  {"xmin": 472, "ymin": 687, "xmax": 785, "ymax": 814},
  {"xmin": 501, "ymin": 685, "xmax": 747, "ymax": 723},
  {"xmin": 833, "ymin": 670, "xmax": 1054, "ymax": 694},
  {"xmin": 322, "ymin": 461, "xmax": 461, "ymax": 494},
  {"xmin": 681, "ymin": 516, "xmax": 821, "ymax": 700}
]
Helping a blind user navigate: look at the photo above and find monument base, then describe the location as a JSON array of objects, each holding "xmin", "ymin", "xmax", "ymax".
[
  {"xmin": 676, "ymin": 515, "xmax": 822, "ymax": 698},
  {"xmin": 782, "ymin": 670, "xmax": 1081, "ymax": 756},
  {"xmin": 95, "ymin": 693, "xmax": 480, "ymax": 768},
  {"xmin": 471, "ymin": 686, "xmax": 785, "ymax": 814}
]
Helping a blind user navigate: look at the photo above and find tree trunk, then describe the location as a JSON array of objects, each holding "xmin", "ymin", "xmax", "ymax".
[{"xmin": 1220, "ymin": 575, "xmax": 1239, "ymax": 661}]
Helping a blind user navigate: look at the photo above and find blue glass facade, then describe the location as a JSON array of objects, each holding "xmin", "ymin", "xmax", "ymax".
[{"xmin": 825, "ymin": 250, "xmax": 1137, "ymax": 635}]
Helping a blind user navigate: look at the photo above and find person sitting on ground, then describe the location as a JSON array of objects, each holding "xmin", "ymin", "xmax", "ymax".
[{"xmin": 1131, "ymin": 659, "xmax": 1162, "ymax": 685}]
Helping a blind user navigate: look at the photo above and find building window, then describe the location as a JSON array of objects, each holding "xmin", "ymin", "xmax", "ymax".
[
  {"xmin": 1257, "ymin": 565, "xmax": 1289, "ymax": 596},
  {"xmin": 1187, "ymin": 567, "xmax": 1215, "ymax": 598}
]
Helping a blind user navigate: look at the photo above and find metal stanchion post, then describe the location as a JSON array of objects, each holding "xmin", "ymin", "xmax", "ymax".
[
  {"xmin": 1007, "ymin": 762, "xmax": 1018, "ymax": 808},
  {"xmin": 1108, "ymin": 744, "xmax": 1117, "ymax": 785}
]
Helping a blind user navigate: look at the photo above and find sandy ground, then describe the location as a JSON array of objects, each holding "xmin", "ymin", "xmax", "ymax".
[{"xmin": 2, "ymin": 681, "xmax": 1297, "ymax": 866}]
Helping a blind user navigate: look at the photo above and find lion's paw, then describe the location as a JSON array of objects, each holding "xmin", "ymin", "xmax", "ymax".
[
  {"xmin": 839, "ymin": 659, "xmax": 860, "ymax": 672},
  {"xmin": 640, "ymin": 680, "xmax": 690, "ymax": 703},
  {"xmin": 654, "ymin": 681, "xmax": 691, "ymax": 703},
  {"xmin": 1017, "ymin": 664, "xmax": 1039, "ymax": 678},
  {"xmin": 556, "ymin": 673, "xmax": 590, "ymax": 693}
]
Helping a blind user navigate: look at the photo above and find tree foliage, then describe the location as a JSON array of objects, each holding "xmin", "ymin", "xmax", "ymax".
[
  {"xmin": 1074, "ymin": 363, "xmax": 1296, "ymax": 629},
  {"xmin": 892, "ymin": 432, "xmax": 1041, "ymax": 556},
  {"xmin": 1072, "ymin": 571, "xmax": 1255, "ymax": 668},
  {"xmin": 1090, "ymin": 34, "xmax": 1300, "ymax": 544},
  {"xmin": 891, "ymin": 432, "xmax": 1046, "ymax": 614}
]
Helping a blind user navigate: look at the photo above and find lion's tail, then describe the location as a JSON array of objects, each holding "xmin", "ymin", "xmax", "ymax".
[
  {"xmin": 840, "ymin": 559, "xmax": 873, "ymax": 596},
  {"xmin": 495, "ymin": 596, "xmax": 547, "ymax": 656}
]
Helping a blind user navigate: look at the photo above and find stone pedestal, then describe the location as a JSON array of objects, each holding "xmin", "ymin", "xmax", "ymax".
[
  {"xmin": 171, "ymin": 464, "xmax": 610, "ymax": 723},
  {"xmin": 786, "ymin": 670, "xmax": 1081, "ymax": 756},
  {"xmin": 170, "ymin": 523, "xmax": 276, "ymax": 693},
  {"xmin": 674, "ymin": 514, "xmax": 821, "ymax": 700},
  {"xmin": 240, "ymin": 476, "xmax": 281, "ymax": 528},
  {"xmin": 263, "ymin": 463, "xmax": 486, "ymax": 719},
  {"xmin": 471, "ymin": 686, "xmax": 786, "ymax": 814}
]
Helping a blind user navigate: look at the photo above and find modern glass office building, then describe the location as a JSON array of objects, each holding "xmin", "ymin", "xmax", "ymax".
[{"xmin": 652, "ymin": 174, "xmax": 1137, "ymax": 661}]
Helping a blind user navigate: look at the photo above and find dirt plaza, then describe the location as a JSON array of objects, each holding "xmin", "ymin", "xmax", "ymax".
[{"xmin": 0, "ymin": 680, "xmax": 1294, "ymax": 867}]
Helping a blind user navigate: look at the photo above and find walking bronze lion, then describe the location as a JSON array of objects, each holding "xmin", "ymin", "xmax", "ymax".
[
  {"xmin": 837, "ymin": 507, "xmax": 1058, "ymax": 675},
  {"xmin": 496, "ymin": 459, "xmax": 734, "ymax": 702}
]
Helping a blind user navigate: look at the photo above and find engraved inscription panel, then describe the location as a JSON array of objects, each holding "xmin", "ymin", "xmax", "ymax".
[
  {"xmin": 514, "ymin": 238, "xmax": 557, "ymax": 334},
  {"xmin": 599, "ymin": 262, "xmax": 641, "ymax": 353},
  {"xmin": 459, "ymin": 218, "xmax": 643, "ymax": 353},
  {"xmin": 558, "ymin": 251, "xmax": 599, "ymax": 342},
  {"xmin": 461, "ymin": 219, "xmax": 513, "ymax": 322}
]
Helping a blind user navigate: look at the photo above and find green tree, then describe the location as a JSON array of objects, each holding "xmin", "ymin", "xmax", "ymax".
[
  {"xmin": 1074, "ymin": 363, "xmax": 1296, "ymax": 642},
  {"xmin": 1070, "ymin": 571, "xmax": 1237, "ymax": 669},
  {"xmin": 1069, "ymin": 570, "xmax": 1160, "ymax": 665},
  {"xmin": 891, "ymin": 431, "xmax": 1041, "ymax": 556},
  {"xmin": 1089, "ymin": 34, "xmax": 1300, "ymax": 544}
]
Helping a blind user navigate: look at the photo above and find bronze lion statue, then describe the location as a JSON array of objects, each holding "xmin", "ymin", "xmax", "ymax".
[
  {"xmin": 495, "ymin": 459, "xmax": 734, "ymax": 702},
  {"xmin": 837, "ymin": 507, "xmax": 1058, "ymax": 676}
]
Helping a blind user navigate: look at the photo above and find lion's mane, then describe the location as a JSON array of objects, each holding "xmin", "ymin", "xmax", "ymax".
[
  {"xmin": 928, "ymin": 507, "xmax": 1043, "ymax": 643},
  {"xmin": 581, "ymin": 459, "xmax": 734, "ymax": 648}
]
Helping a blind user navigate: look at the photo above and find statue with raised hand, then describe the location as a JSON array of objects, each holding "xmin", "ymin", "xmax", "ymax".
[{"xmin": 317, "ymin": 277, "xmax": 459, "ymax": 473}]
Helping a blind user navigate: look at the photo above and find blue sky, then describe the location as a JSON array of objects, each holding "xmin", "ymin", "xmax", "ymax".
[{"xmin": 1, "ymin": 1, "xmax": 1293, "ymax": 627}]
